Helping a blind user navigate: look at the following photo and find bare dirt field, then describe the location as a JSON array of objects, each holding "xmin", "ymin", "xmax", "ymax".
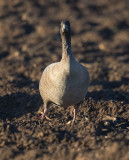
[{"xmin": 0, "ymin": 0, "xmax": 129, "ymax": 160}]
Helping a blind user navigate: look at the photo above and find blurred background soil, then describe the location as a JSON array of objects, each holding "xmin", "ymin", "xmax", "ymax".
[{"xmin": 0, "ymin": 0, "xmax": 129, "ymax": 160}]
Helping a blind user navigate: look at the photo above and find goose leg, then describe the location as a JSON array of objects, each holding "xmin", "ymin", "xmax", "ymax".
[
  {"xmin": 67, "ymin": 107, "xmax": 78, "ymax": 125},
  {"xmin": 37, "ymin": 102, "xmax": 52, "ymax": 121},
  {"xmin": 41, "ymin": 107, "xmax": 48, "ymax": 119},
  {"xmin": 73, "ymin": 107, "xmax": 78, "ymax": 122}
]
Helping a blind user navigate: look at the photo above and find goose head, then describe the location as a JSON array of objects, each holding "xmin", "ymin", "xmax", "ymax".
[{"xmin": 60, "ymin": 20, "xmax": 71, "ymax": 42}]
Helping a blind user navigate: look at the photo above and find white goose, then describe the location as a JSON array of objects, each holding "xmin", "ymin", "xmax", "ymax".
[{"xmin": 39, "ymin": 20, "xmax": 90, "ymax": 124}]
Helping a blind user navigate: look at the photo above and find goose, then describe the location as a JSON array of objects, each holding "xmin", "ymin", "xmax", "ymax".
[{"xmin": 39, "ymin": 20, "xmax": 90, "ymax": 124}]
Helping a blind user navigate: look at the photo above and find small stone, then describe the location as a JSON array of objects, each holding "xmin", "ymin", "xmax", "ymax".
[
  {"xmin": 99, "ymin": 43, "xmax": 107, "ymax": 50},
  {"xmin": 14, "ymin": 51, "xmax": 20, "ymax": 57}
]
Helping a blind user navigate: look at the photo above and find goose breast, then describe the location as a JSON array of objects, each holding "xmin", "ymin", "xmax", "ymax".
[{"xmin": 39, "ymin": 60, "xmax": 89, "ymax": 107}]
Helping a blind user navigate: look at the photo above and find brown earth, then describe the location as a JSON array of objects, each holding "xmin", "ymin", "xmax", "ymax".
[{"xmin": 0, "ymin": 0, "xmax": 129, "ymax": 160}]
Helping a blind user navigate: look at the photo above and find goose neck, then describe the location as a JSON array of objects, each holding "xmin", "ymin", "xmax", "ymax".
[
  {"xmin": 61, "ymin": 39, "xmax": 74, "ymax": 61},
  {"xmin": 62, "ymin": 40, "xmax": 71, "ymax": 52}
]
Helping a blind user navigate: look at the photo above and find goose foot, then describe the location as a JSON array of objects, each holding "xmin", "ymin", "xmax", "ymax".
[
  {"xmin": 36, "ymin": 115, "xmax": 52, "ymax": 121},
  {"xmin": 36, "ymin": 108, "xmax": 51, "ymax": 121}
]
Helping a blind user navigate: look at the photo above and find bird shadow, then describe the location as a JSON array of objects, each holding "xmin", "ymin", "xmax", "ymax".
[
  {"xmin": 0, "ymin": 73, "xmax": 42, "ymax": 121},
  {"xmin": 0, "ymin": 92, "xmax": 42, "ymax": 121}
]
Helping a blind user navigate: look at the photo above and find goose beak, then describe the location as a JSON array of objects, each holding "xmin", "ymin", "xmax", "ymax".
[{"xmin": 62, "ymin": 24, "xmax": 69, "ymax": 32}]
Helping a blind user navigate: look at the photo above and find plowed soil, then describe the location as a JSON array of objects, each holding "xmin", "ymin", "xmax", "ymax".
[{"xmin": 0, "ymin": 0, "xmax": 129, "ymax": 160}]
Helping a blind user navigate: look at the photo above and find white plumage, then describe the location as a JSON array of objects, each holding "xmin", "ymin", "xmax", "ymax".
[{"xmin": 39, "ymin": 21, "xmax": 90, "ymax": 124}]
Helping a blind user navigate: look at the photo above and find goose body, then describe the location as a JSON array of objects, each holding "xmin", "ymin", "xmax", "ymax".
[
  {"xmin": 39, "ymin": 21, "xmax": 90, "ymax": 123},
  {"xmin": 40, "ymin": 56, "xmax": 89, "ymax": 107}
]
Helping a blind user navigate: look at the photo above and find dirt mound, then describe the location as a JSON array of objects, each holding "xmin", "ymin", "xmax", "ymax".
[{"xmin": 0, "ymin": 0, "xmax": 129, "ymax": 159}]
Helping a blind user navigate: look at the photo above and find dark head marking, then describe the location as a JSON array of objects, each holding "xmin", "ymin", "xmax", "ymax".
[{"xmin": 60, "ymin": 20, "xmax": 71, "ymax": 33}]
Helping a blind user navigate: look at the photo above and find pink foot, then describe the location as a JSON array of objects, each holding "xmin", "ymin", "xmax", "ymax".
[{"xmin": 36, "ymin": 114, "xmax": 52, "ymax": 121}]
